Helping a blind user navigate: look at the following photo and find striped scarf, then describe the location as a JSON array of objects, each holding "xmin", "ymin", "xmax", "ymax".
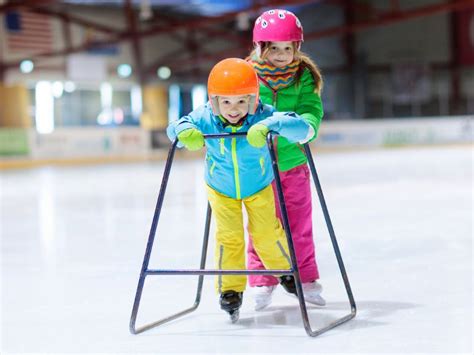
[{"xmin": 251, "ymin": 59, "xmax": 300, "ymax": 90}]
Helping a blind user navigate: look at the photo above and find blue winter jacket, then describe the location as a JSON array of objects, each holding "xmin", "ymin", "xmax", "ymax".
[{"xmin": 167, "ymin": 101, "xmax": 310, "ymax": 199}]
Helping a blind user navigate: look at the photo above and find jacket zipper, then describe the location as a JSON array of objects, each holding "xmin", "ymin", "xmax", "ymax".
[{"xmin": 231, "ymin": 127, "xmax": 241, "ymax": 199}]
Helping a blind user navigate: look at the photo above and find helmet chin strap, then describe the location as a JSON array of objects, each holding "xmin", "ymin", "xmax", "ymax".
[
  {"xmin": 210, "ymin": 96, "xmax": 220, "ymax": 115},
  {"xmin": 255, "ymin": 43, "xmax": 262, "ymax": 58}
]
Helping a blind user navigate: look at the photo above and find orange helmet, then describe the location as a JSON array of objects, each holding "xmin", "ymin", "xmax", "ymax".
[{"xmin": 207, "ymin": 58, "xmax": 259, "ymax": 115}]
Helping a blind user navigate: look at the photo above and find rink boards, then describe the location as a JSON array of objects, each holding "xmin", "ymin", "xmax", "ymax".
[{"xmin": 0, "ymin": 115, "xmax": 472, "ymax": 168}]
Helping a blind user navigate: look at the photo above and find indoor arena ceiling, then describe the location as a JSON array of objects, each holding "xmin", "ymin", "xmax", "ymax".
[{"xmin": 61, "ymin": 0, "xmax": 258, "ymax": 17}]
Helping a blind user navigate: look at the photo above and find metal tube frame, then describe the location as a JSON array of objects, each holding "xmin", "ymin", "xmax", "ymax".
[{"xmin": 130, "ymin": 132, "xmax": 356, "ymax": 337}]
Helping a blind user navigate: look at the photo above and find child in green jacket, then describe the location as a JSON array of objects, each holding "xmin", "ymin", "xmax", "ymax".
[{"xmin": 246, "ymin": 9, "xmax": 326, "ymax": 310}]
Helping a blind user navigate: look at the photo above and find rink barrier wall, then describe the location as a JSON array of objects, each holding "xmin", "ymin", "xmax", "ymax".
[
  {"xmin": 316, "ymin": 116, "xmax": 473, "ymax": 147},
  {"xmin": 0, "ymin": 116, "xmax": 472, "ymax": 169}
]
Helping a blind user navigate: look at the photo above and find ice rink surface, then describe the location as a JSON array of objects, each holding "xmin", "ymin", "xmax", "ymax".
[{"xmin": 1, "ymin": 145, "xmax": 472, "ymax": 354}]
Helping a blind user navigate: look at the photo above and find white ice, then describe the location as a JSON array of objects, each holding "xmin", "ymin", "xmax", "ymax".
[{"xmin": 1, "ymin": 145, "xmax": 472, "ymax": 354}]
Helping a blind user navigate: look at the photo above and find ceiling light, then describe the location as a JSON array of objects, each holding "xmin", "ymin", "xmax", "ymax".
[
  {"xmin": 20, "ymin": 60, "xmax": 34, "ymax": 73},
  {"xmin": 64, "ymin": 81, "xmax": 76, "ymax": 93},
  {"xmin": 117, "ymin": 64, "xmax": 132, "ymax": 78},
  {"xmin": 157, "ymin": 66, "xmax": 171, "ymax": 80}
]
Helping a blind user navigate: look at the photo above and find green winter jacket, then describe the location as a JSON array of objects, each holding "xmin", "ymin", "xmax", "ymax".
[{"xmin": 258, "ymin": 67, "xmax": 324, "ymax": 172}]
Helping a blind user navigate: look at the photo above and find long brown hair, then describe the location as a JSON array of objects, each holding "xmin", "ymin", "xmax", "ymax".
[{"xmin": 247, "ymin": 42, "xmax": 323, "ymax": 94}]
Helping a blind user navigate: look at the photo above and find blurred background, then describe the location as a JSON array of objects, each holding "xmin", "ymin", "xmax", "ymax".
[
  {"xmin": 1, "ymin": 1, "xmax": 472, "ymax": 353},
  {"xmin": 0, "ymin": 0, "xmax": 472, "ymax": 165}
]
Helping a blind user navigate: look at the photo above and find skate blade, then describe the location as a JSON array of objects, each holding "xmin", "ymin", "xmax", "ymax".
[{"xmin": 229, "ymin": 310, "xmax": 240, "ymax": 323}]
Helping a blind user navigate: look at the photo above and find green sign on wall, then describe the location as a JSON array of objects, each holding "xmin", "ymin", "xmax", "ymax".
[{"xmin": 0, "ymin": 129, "xmax": 30, "ymax": 156}]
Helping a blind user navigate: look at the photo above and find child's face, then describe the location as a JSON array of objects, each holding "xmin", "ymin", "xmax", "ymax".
[
  {"xmin": 264, "ymin": 41, "xmax": 295, "ymax": 67},
  {"xmin": 217, "ymin": 95, "xmax": 250, "ymax": 124}
]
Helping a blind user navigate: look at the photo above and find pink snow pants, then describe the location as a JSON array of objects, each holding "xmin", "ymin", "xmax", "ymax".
[{"xmin": 247, "ymin": 163, "xmax": 320, "ymax": 286}]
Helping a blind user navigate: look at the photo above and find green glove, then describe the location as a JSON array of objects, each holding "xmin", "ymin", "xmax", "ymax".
[
  {"xmin": 247, "ymin": 124, "xmax": 270, "ymax": 148},
  {"xmin": 177, "ymin": 128, "xmax": 204, "ymax": 151}
]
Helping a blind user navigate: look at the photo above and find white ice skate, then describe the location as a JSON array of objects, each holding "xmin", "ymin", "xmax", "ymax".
[
  {"xmin": 301, "ymin": 281, "xmax": 326, "ymax": 306},
  {"xmin": 253, "ymin": 285, "xmax": 277, "ymax": 311}
]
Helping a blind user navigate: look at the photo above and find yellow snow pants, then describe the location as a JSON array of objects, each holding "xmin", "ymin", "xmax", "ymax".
[{"xmin": 206, "ymin": 184, "xmax": 291, "ymax": 293}]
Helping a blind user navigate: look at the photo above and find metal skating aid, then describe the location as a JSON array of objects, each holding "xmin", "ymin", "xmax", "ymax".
[{"xmin": 129, "ymin": 132, "xmax": 356, "ymax": 337}]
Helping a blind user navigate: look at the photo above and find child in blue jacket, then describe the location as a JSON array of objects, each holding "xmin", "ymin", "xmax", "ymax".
[{"xmin": 167, "ymin": 58, "xmax": 314, "ymax": 321}]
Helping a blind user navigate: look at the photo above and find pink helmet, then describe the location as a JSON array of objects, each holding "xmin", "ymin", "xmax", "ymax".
[{"xmin": 253, "ymin": 9, "xmax": 303, "ymax": 43}]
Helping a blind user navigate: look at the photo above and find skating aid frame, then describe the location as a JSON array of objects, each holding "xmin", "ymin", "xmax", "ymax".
[{"xmin": 129, "ymin": 132, "xmax": 356, "ymax": 337}]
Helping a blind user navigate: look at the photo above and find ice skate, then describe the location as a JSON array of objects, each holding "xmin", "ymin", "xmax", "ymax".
[
  {"xmin": 302, "ymin": 281, "xmax": 326, "ymax": 306},
  {"xmin": 279, "ymin": 275, "xmax": 297, "ymax": 295},
  {"xmin": 253, "ymin": 285, "xmax": 277, "ymax": 311},
  {"xmin": 220, "ymin": 291, "xmax": 243, "ymax": 323}
]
